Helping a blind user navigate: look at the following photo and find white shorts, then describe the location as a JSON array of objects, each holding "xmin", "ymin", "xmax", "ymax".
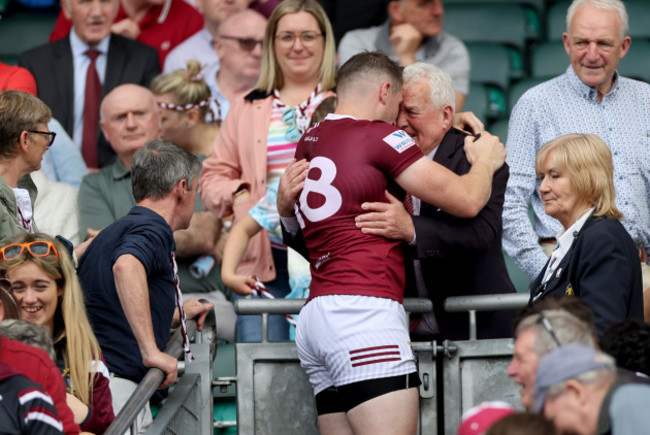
[{"xmin": 296, "ymin": 295, "xmax": 417, "ymax": 395}]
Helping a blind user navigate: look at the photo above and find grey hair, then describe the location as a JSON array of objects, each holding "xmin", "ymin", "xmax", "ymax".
[
  {"xmin": 131, "ymin": 140, "xmax": 201, "ymax": 202},
  {"xmin": 566, "ymin": 0, "xmax": 628, "ymax": 40},
  {"xmin": 516, "ymin": 310, "xmax": 597, "ymax": 358},
  {"xmin": 403, "ymin": 62, "xmax": 456, "ymax": 112},
  {"xmin": 545, "ymin": 352, "xmax": 616, "ymax": 398},
  {"xmin": 0, "ymin": 319, "xmax": 56, "ymax": 361}
]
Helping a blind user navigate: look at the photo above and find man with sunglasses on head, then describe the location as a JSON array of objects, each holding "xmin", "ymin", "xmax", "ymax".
[
  {"xmin": 0, "ymin": 90, "xmax": 54, "ymax": 243},
  {"xmin": 202, "ymin": 9, "xmax": 267, "ymax": 122},
  {"xmin": 507, "ymin": 310, "xmax": 597, "ymax": 411}
]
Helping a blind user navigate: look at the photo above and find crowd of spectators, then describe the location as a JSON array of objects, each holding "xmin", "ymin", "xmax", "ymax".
[{"xmin": 0, "ymin": 0, "xmax": 648, "ymax": 433}]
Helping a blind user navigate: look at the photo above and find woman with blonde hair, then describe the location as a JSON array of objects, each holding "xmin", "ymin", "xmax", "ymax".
[
  {"xmin": 200, "ymin": 0, "xmax": 336, "ymax": 342},
  {"xmin": 0, "ymin": 233, "xmax": 114, "ymax": 432},
  {"xmin": 151, "ymin": 60, "xmax": 219, "ymax": 157},
  {"xmin": 529, "ymin": 133, "xmax": 643, "ymax": 336}
]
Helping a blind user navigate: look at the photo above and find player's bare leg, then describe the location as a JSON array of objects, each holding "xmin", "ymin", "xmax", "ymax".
[
  {"xmin": 346, "ymin": 387, "xmax": 419, "ymax": 435},
  {"xmin": 318, "ymin": 412, "xmax": 355, "ymax": 435}
]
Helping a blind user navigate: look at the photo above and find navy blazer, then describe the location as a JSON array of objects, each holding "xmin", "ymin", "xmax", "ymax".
[
  {"xmin": 406, "ymin": 128, "xmax": 516, "ymax": 340},
  {"xmin": 19, "ymin": 34, "xmax": 160, "ymax": 168},
  {"xmin": 529, "ymin": 215, "xmax": 643, "ymax": 336}
]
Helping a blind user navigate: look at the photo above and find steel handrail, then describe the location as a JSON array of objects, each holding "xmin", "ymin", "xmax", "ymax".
[{"xmin": 104, "ymin": 319, "xmax": 198, "ymax": 435}]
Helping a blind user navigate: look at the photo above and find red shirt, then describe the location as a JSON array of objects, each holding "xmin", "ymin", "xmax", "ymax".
[
  {"xmin": 0, "ymin": 336, "xmax": 79, "ymax": 435},
  {"xmin": 49, "ymin": 0, "xmax": 203, "ymax": 66},
  {"xmin": 295, "ymin": 116, "xmax": 422, "ymax": 303},
  {"xmin": 0, "ymin": 63, "xmax": 37, "ymax": 95}
]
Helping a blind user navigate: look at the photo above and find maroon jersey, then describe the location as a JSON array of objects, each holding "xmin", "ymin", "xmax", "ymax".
[{"xmin": 295, "ymin": 115, "xmax": 422, "ymax": 302}]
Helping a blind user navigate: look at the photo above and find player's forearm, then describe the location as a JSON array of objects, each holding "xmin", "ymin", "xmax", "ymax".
[{"xmin": 455, "ymin": 160, "xmax": 493, "ymax": 217}]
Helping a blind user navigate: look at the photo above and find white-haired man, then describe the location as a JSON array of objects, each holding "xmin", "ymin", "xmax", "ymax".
[
  {"xmin": 355, "ymin": 62, "xmax": 516, "ymax": 341},
  {"xmin": 503, "ymin": 0, "xmax": 650, "ymax": 321}
]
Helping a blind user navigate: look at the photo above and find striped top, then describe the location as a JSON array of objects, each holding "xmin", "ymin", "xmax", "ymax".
[{"xmin": 265, "ymin": 88, "xmax": 328, "ymax": 248}]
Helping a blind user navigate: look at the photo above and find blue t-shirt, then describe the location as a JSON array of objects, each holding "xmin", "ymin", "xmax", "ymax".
[{"xmin": 78, "ymin": 206, "xmax": 176, "ymax": 382}]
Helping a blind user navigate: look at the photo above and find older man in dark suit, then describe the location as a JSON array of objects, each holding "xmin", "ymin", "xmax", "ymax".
[
  {"xmin": 19, "ymin": 0, "xmax": 159, "ymax": 170},
  {"xmin": 355, "ymin": 62, "xmax": 516, "ymax": 340}
]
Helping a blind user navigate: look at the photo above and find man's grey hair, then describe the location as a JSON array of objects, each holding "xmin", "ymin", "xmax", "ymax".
[
  {"xmin": 515, "ymin": 310, "xmax": 597, "ymax": 358},
  {"xmin": 546, "ymin": 351, "xmax": 616, "ymax": 398},
  {"xmin": 566, "ymin": 0, "xmax": 628, "ymax": 40},
  {"xmin": 131, "ymin": 140, "xmax": 201, "ymax": 202},
  {"xmin": 403, "ymin": 63, "xmax": 456, "ymax": 112},
  {"xmin": 0, "ymin": 319, "xmax": 56, "ymax": 361}
]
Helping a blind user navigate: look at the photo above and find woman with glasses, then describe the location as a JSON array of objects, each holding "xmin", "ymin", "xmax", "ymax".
[
  {"xmin": 0, "ymin": 233, "xmax": 114, "ymax": 433},
  {"xmin": 0, "ymin": 90, "xmax": 54, "ymax": 240},
  {"xmin": 200, "ymin": 0, "xmax": 336, "ymax": 342},
  {"xmin": 528, "ymin": 134, "xmax": 643, "ymax": 336}
]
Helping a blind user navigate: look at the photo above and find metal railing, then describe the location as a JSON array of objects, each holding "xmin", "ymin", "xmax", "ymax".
[
  {"xmin": 104, "ymin": 305, "xmax": 217, "ymax": 435},
  {"xmin": 445, "ymin": 293, "xmax": 530, "ymax": 340},
  {"xmin": 104, "ymin": 320, "xmax": 198, "ymax": 435}
]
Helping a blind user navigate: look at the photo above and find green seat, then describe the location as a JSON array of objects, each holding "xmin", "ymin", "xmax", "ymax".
[
  {"xmin": 531, "ymin": 41, "xmax": 567, "ymax": 79},
  {"xmin": 624, "ymin": 0, "xmax": 650, "ymax": 39},
  {"xmin": 445, "ymin": 3, "xmax": 530, "ymax": 51},
  {"xmin": 488, "ymin": 118, "xmax": 509, "ymax": 145},
  {"xmin": 464, "ymin": 82, "xmax": 506, "ymax": 123},
  {"xmin": 0, "ymin": 12, "xmax": 56, "ymax": 65},
  {"xmin": 618, "ymin": 38, "xmax": 650, "ymax": 83},
  {"xmin": 443, "ymin": 0, "xmax": 542, "ymax": 40},
  {"xmin": 466, "ymin": 42, "xmax": 512, "ymax": 90},
  {"xmin": 508, "ymin": 77, "xmax": 546, "ymax": 113},
  {"xmin": 546, "ymin": 1, "xmax": 571, "ymax": 40},
  {"xmin": 503, "ymin": 249, "xmax": 531, "ymax": 293}
]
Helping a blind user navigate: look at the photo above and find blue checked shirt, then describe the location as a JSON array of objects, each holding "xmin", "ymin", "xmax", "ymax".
[{"xmin": 503, "ymin": 66, "xmax": 650, "ymax": 279}]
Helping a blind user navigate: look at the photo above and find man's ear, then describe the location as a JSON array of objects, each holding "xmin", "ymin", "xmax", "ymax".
[
  {"xmin": 61, "ymin": 0, "xmax": 72, "ymax": 20},
  {"xmin": 388, "ymin": 1, "xmax": 404, "ymax": 23},
  {"xmin": 564, "ymin": 379, "xmax": 588, "ymax": 406},
  {"xmin": 379, "ymin": 82, "xmax": 392, "ymax": 105},
  {"xmin": 441, "ymin": 104, "xmax": 454, "ymax": 130}
]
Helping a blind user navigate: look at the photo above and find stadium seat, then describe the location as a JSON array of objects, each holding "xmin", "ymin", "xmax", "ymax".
[
  {"xmin": 0, "ymin": 12, "xmax": 56, "ymax": 65},
  {"xmin": 618, "ymin": 38, "xmax": 650, "ymax": 83},
  {"xmin": 531, "ymin": 41, "xmax": 567, "ymax": 79},
  {"xmin": 626, "ymin": 0, "xmax": 650, "ymax": 39},
  {"xmin": 464, "ymin": 82, "xmax": 506, "ymax": 123},
  {"xmin": 508, "ymin": 77, "xmax": 546, "ymax": 113},
  {"xmin": 445, "ymin": 3, "xmax": 530, "ymax": 51},
  {"xmin": 466, "ymin": 42, "xmax": 512, "ymax": 90},
  {"xmin": 488, "ymin": 118, "xmax": 509, "ymax": 146},
  {"xmin": 443, "ymin": 0, "xmax": 542, "ymax": 40},
  {"xmin": 546, "ymin": 0, "xmax": 570, "ymax": 41}
]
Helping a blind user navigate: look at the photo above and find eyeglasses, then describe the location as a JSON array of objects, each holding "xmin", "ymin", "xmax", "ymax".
[
  {"xmin": 0, "ymin": 241, "xmax": 59, "ymax": 261},
  {"xmin": 275, "ymin": 31, "xmax": 323, "ymax": 47},
  {"xmin": 219, "ymin": 35, "xmax": 264, "ymax": 52},
  {"xmin": 537, "ymin": 312, "xmax": 562, "ymax": 348},
  {"xmin": 28, "ymin": 130, "xmax": 56, "ymax": 147}
]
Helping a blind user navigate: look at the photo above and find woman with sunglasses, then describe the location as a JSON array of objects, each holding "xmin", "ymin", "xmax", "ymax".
[
  {"xmin": 0, "ymin": 233, "xmax": 114, "ymax": 433},
  {"xmin": 200, "ymin": 0, "xmax": 336, "ymax": 342}
]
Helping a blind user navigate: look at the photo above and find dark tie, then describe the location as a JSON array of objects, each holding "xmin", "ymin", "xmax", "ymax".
[
  {"xmin": 82, "ymin": 49, "xmax": 101, "ymax": 169},
  {"xmin": 404, "ymin": 193, "xmax": 414, "ymax": 215}
]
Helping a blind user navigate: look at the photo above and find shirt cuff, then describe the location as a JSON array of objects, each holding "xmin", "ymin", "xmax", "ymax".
[
  {"xmin": 408, "ymin": 230, "xmax": 416, "ymax": 246},
  {"xmin": 281, "ymin": 216, "xmax": 300, "ymax": 236}
]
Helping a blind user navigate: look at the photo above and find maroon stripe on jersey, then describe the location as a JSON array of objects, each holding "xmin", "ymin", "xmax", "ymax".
[
  {"xmin": 350, "ymin": 345, "xmax": 399, "ymax": 355},
  {"xmin": 351, "ymin": 357, "xmax": 402, "ymax": 367},
  {"xmin": 350, "ymin": 351, "xmax": 400, "ymax": 361}
]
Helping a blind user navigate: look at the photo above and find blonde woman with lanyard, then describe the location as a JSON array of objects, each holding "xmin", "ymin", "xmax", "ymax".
[
  {"xmin": 528, "ymin": 134, "xmax": 643, "ymax": 336},
  {"xmin": 200, "ymin": 0, "xmax": 336, "ymax": 342}
]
